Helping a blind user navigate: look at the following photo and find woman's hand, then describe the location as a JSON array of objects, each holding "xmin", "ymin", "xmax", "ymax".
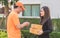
[{"xmin": 38, "ymin": 30, "xmax": 43, "ymax": 35}]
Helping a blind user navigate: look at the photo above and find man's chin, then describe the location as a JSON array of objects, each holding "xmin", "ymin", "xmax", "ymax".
[{"xmin": 17, "ymin": 12, "xmax": 20, "ymax": 14}]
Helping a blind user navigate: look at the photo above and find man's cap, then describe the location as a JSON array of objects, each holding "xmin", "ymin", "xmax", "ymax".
[{"xmin": 15, "ymin": 1, "xmax": 25, "ymax": 10}]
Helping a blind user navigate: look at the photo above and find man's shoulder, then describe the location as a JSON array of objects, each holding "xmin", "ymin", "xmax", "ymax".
[{"xmin": 9, "ymin": 11, "xmax": 16, "ymax": 16}]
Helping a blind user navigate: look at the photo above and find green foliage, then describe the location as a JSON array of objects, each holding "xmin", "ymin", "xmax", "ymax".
[
  {"xmin": 0, "ymin": 0, "xmax": 8, "ymax": 6},
  {"xmin": 20, "ymin": 18, "xmax": 40, "ymax": 30},
  {"xmin": 0, "ymin": 29, "xmax": 7, "ymax": 38},
  {"xmin": 3, "ymin": 0, "xmax": 8, "ymax": 6},
  {"xmin": 21, "ymin": 30, "xmax": 60, "ymax": 38},
  {"xmin": 52, "ymin": 19, "xmax": 60, "ymax": 32},
  {"xmin": 0, "ymin": 29, "xmax": 60, "ymax": 38},
  {"xmin": 20, "ymin": 18, "xmax": 60, "ymax": 32},
  {"xmin": 0, "ymin": 0, "xmax": 18, "ymax": 6},
  {"xmin": 14, "ymin": 0, "xmax": 19, "ymax": 2},
  {"xmin": 50, "ymin": 32, "xmax": 60, "ymax": 38},
  {"xmin": 0, "ymin": 18, "xmax": 5, "ymax": 29},
  {"xmin": 0, "ymin": 18, "xmax": 60, "ymax": 32}
]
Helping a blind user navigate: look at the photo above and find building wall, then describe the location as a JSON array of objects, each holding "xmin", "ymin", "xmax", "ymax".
[
  {"xmin": 19, "ymin": 0, "xmax": 60, "ymax": 19},
  {"xmin": 40, "ymin": 0, "xmax": 60, "ymax": 18}
]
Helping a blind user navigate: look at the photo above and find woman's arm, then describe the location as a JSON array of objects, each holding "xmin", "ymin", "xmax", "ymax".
[{"xmin": 43, "ymin": 19, "xmax": 53, "ymax": 34}]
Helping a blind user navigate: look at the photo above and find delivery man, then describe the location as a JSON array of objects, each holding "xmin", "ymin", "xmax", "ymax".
[{"xmin": 7, "ymin": 1, "xmax": 30, "ymax": 38}]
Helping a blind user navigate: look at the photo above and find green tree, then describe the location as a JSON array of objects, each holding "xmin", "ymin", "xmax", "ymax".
[{"xmin": 0, "ymin": 0, "xmax": 19, "ymax": 29}]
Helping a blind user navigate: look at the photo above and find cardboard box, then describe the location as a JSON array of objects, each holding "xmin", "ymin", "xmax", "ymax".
[{"xmin": 30, "ymin": 24, "xmax": 43, "ymax": 35}]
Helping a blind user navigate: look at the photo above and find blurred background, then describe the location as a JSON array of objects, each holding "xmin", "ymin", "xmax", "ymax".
[{"xmin": 0, "ymin": 0, "xmax": 60, "ymax": 38}]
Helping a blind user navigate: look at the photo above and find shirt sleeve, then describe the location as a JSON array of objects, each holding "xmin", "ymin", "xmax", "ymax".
[{"xmin": 12, "ymin": 14, "xmax": 20, "ymax": 26}]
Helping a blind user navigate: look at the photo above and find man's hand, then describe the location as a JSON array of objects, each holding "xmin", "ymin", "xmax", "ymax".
[
  {"xmin": 23, "ymin": 22, "xmax": 30, "ymax": 27},
  {"xmin": 16, "ymin": 22, "xmax": 30, "ymax": 29}
]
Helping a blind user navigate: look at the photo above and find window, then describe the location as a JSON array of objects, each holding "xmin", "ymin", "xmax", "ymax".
[{"xmin": 23, "ymin": 4, "xmax": 40, "ymax": 17}]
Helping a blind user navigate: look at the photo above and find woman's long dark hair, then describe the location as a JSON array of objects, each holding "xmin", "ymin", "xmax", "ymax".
[{"xmin": 40, "ymin": 6, "xmax": 51, "ymax": 25}]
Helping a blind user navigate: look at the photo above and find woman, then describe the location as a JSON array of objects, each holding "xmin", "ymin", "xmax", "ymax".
[{"xmin": 38, "ymin": 6, "xmax": 53, "ymax": 38}]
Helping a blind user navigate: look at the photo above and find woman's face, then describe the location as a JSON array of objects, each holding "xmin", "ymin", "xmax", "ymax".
[{"xmin": 40, "ymin": 8, "xmax": 45, "ymax": 16}]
